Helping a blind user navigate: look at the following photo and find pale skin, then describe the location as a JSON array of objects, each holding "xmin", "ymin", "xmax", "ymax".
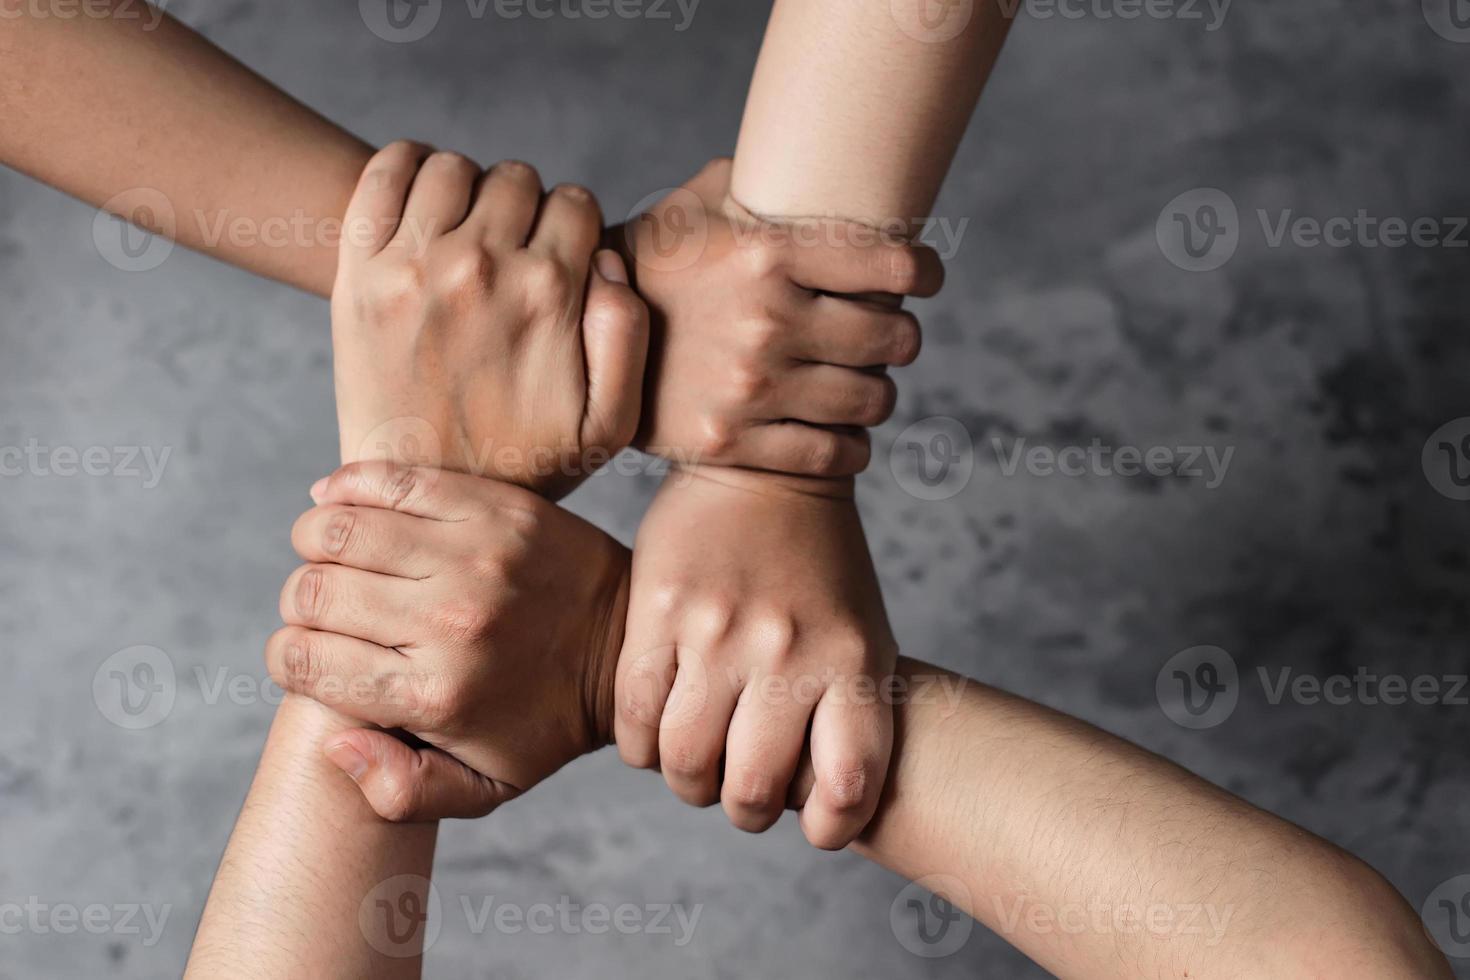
[
  {"xmin": 248, "ymin": 459, "xmax": 1452, "ymax": 979},
  {"xmin": 615, "ymin": 0, "xmax": 1016, "ymax": 847}
]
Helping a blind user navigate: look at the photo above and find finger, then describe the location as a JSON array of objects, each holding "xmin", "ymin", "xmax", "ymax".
[
  {"xmin": 325, "ymin": 729, "xmax": 519, "ymax": 822},
  {"xmin": 730, "ymin": 423, "xmax": 871, "ymax": 478},
  {"xmin": 659, "ymin": 652, "xmax": 740, "ymax": 808},
  {"xmin": 580, "ymin": 250, "xmax": 649, "ymax": 455},
  {"xmin": 393, "ymin": 151, "xmax": 480, "ymax": 249},
  {"xmin": 279, "ymin": 563, "xmax": 423, "ymax": 648},
  {"xmin": 463, "ymin": 159, "xmax": 542, "ymax": 249},
  {"xmin": 784, "ymin": 236, "xmax": 945, "ymax": 299},
  {"xmin": 291, "ymin": 504, "xmax": 449, "ymax": 580},
  {"xmin": 309, "ymin": 461, "xmax": 499, "ymax": 523},
  {"xmin": 790, "ymin": 300, "xmax": 922, "ymax": 368},
  {"xmin": 797, "ymin": 685, "xmax": 892, "ymax": 851},
  {"xmin": 775, "ymin": 364, "xmax": 897, "ymax": 428},
  {"xmin": 340, "ymin": 140, "xmax": 435, "ymax": 262},
  {"xmin": 529, "ymin": 183, "xmax": 602, "ymax": 275},
  {"xmin": 614, "ymin": 630, "xmax": 677, "ymax": 771},
  {"xmin": 721, "ymin": 673, "xmax": 815, "ymax": 834},
  {"xmin": 265, "ymin": 626, "xmax": 420, "ymax": 729}
]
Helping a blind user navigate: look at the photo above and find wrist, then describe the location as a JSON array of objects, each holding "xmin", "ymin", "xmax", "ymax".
[
  {"xmin": 666, "ymin": 462, "xmax": 857, "ymax": 502},
  {"xmin": 584, "ymin": 544, "xmax": 632, "ymax": 751}
]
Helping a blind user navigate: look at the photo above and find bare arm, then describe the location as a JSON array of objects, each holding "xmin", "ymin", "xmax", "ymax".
[
  {"xmin": 840, "ymin": 658, "xmax": 1452, "ymax": 979},
  {"xmin": 183, "ymin": 696, "xmax": 437, "ymax": 979},
  {"xmin": 0, "ymin": 0, "xmax": 370, "ymax": 295},
  {"xmin": 616, "ymin": 0, "xmax": 1014, "ymax": 849},
  {"xmin": 731, "ymin": 0, "xmax": 1011, "ymax": 226}
]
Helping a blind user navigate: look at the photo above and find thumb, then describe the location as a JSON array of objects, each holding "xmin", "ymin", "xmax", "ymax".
[
  {"xmin": 325, "ymin": 729, "xmax": 519, "ymax": 822},
  {"xmin": 580, "ymin": 249, "xmax": 649, "ymax": 455}
]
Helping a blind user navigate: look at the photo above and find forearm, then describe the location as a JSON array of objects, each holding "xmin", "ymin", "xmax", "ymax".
[
  {"xmin": 730, "ymin": 0, "xmax": 1010, "ymax": 227},
  {"xmin": 849, "ymin": 658, "xmax": 1449, "ymax": 978},
  {"xmin": 185, "ymin": 695, "xmax": 437, "ymax": 979},
  {"xmin": 0, "ymin": 0, "xmax": 371, "ymax": 295}
]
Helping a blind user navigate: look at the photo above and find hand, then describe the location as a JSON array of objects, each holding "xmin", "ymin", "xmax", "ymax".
[
  {"xmin": 332, "ymin": 142, "xmax": 649, "ymax": 499},
  {"xmin": 615, "ymin": 465, "xmax": 897, "ymax": 849},
  {"xmin": 616, "ymin": 158, "xmax": 943, "ymax": 477},
  {"xmin": 264, "ymin": 461, "xmax": 627, "ymax": 819}
]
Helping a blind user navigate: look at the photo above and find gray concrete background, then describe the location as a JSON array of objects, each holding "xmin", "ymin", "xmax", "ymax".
[{"xmin": 3, "ymin": 0, "xmax": 1470, "ymax": 976}]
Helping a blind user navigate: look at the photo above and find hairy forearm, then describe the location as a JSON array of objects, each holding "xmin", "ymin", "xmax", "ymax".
[
  {"xmin": 0, "ymin": 0, "xmax": 371, "ymax": 295},
  {"xmin": 185, "ymin": 695, "xmax": 437, "ymax": 979},
  {"xmin": 731, "ymin": 0, "xmax": 1011, "ymax": 227},
  {"xmin": 846, "ymin": 658, "xmax": 1449, "ymax": 978}
]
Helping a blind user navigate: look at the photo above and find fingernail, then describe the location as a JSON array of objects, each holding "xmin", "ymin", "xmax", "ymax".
[
  {"xmin": 326, "ymin": 740, "xmax": 370, "ymax": 782},
  {"xmin": 309, "ymin": 477, "xmax": 329, "ymax": 503},
  {"xmin": 595, "ymin": 250, "xmax": 628, "ymax": 285}
]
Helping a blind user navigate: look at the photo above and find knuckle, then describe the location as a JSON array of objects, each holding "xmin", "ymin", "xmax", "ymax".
[
  {"xmin": 280, "ymin": 631, "xmax": 322, "ymax": 692},
  {"xmin": 551, "ymin": 182, "xmax": 597, "ymax": 209},
  {"xmin": 521, "ymin": 254, "xmax": 572, "ymax": 306},
  {"xmin": 383, "ymin": 463, "xmax": 421, "ymax": 511},
  {"xmin": 434, "ymin": 596, "xmax": 495, "ymax": 643},
  {"xmin": 741, "ymin": 239, "xmax": 784, "ymax": 280},
  {"xmin": 436, "ymin": 246, "xmax": 496, "ymax": 296},
  {"xmin": 366, "ymin": 261, "xmax": 427, "ymax": 310},
  {"xmin": 425, "ymin": 150, "xmax": 476, "ymax": 176},
  {"xmin": 494, "ymin": 158, "xmax": 541, "ymax": 186},
  {"xmin": 822, "ymin": 761, "xmax": 872, "ymax": 813},
  {"xmin": 726, "ymin": 364, "xmax": 771, "ymax": 406},
  {"xmin": 663, "ymin": 741, "xmax": 714, "ymax": 782},
  {"xmin": 697, "ymin": 415, "xmax": 740, "ymax": 458},
  {"xmin": 724, "ymin": 765, "xmax": 777, "ymax": 812},
  {"xmin": 890, "ymin": 313, "xmax": 922, "ymax": 366},
  {"xmin": 293, "ymin": 567, "xmax": 329, "ymax": 624},
  {"xmin": 410, "ymin": 672, "xmax": 461, "ymax": 731},
  {"xmin": 803, "ymin": 433, "xmax": 841, "ymax": 476},
  {"xmin": 858, "ymin": 376, "xmax": 898, "ymax": 426},
  {"xmin": 885, "ymin": 246, "xmax": 920, "ymax": 293},
  {"xmin": 751, "ymin": 612, "xmax": 798, "ymax": 656},
  {"xmin": 741, "ymin": 313, "xmax": 783, "ymax": 352},
  {"xmin": 377, "ymin": 777, "xmax": 422, "ymax": 823},
  {"xmin": 322, "ymin": 508, "xmax": 358, "ymax": 559}
]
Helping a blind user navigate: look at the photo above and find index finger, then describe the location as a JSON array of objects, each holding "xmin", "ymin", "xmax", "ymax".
[
  {"xmin": 309, "ymin": 461, "xmax": 504, "ymax": 523},
  {"xmin": 783, "ymin": 232, "xmax": 945, "ymax": 299},
  {"xmin": 340, "ymin": 140, "xmax": 435, "ymax": 264}
]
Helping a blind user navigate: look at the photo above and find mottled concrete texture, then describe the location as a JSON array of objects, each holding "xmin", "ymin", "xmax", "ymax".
[{"xmin": 3, "ymin": 0, "xmax": 1470, "ymax": 976}]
